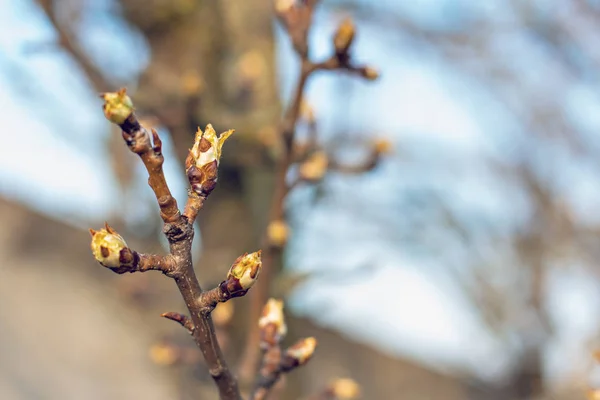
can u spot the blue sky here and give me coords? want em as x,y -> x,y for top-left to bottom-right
2,0 -> 600,387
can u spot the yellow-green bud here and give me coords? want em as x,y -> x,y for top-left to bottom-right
589,389 -> 600,400
267,219 -> 289,247
362,66 -> 380,81
186,124 -> 234,196
101,88 -> 134,124
299,151 -> 328,182
373,138 -> 392,154
286,337 -> 317,365
189,124 -> 234,168
89,223 -> 128,268
259,298 -> 287,341
334,18 -> 356,54
330,378 -> 361,399
227,251 -> 262,290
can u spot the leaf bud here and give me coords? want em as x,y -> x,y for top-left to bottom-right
186,124 -> 234,197
275,0 -> 295,14
285,337 -> 317,366
267,219 -> 290,248
333,18 -> 356,54
361,66 -> 380,81
299,151 -> 328,182
101,88 -> 134,125
89,223 -> 128,269
222,251 -> 262,295
258,298 -> 287,344
330,378 -> 361,399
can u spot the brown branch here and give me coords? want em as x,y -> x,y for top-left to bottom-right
183,193 -> 206,224
89,223 -> 175,275
238,7 -> 319,382
239,7 -> 379,383
328,148 -> 381,174
89,4 -> 375,398
108,103 -> 181,223
197,251 -> 263,314
249,299 -> 317,400
171,256 -> 242,400
250,346 -> 312,400
251,337 -> 317,400
251,345 -> 283,400
161,312 -> 195,334
92,90 -> 247,400
121,252 -> 175,274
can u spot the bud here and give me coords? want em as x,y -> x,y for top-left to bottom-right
259,298 -> 287,343
361,66 -> 380,81
373,138 -> 392,154
90,223 -> 128,268
299,151 -> 328,182
334,18 -> 355,54
238,50 -> 266,82
589,390 -> 600,400
101,88 -> 134,124
223,251 -> 262,295
285,337 -> 317,366
186,124 -> 234,196
330,378 -> 360,399
149,342 -> 179,366
275,0 -> 295,14
300,100 -> 316,124
182,70 -> 205,95
267,219 -> 289,247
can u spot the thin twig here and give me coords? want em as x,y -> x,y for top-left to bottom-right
92,90 -> 245,400
328,147 -> 381,174
90,223 -> 176,275
239,25 -> 317,389
117,115 -> 180,223
250,337 -> 317,400
161,312 -> 195,334
183,192 -> 206,224
248,299 -> 316,400
239,3 -> 378,384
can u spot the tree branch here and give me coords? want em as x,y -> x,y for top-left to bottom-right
183,193 -> 206,224
90,223 -> 175,275
87,2 -> 376,397
239,5 -> 379,383
161,312 -> 195,334
249,299 -> 317,400
328,141 -> 389,174
91,89 -> 253,400
101,89 -> 181,223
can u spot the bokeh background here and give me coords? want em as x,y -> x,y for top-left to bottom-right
1,0 -> 600,399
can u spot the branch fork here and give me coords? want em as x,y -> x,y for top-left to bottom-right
91,88 -> 252,400
87,0 -> 382,397
250,298 -> 317,400
239,2 -> 381,383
